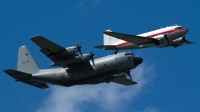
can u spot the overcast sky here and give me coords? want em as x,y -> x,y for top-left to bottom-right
0,0 -> 200,112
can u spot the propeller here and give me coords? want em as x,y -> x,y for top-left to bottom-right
114,50 -> 118,54
76,43 -> 83,57
164,34 -> 170,45
182,37 -> 191,44
89,50 -> 95,66
126,71 -> 132,80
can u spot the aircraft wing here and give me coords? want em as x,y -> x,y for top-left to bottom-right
159,41 -> 197,48
94,45 -> 117,50
31,36 -> 73,62
31,36 -> 90,68
4,69 -> 49,89
181,42 -> 197,46
104,31 -> 157,45
112,77 -> 137,86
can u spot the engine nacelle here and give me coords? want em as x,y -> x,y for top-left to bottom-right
80,54 -> 91,60
65,46 -> 79,54
172,37 -> 185,45
50,53 -> 92,66
153,34 -> 165,40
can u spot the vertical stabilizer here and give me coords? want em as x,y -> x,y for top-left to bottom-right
104,29 -> 121,45
17,46 -> 40,74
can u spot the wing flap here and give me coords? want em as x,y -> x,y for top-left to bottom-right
104,31 -> 157,45
112,77 -> 137,86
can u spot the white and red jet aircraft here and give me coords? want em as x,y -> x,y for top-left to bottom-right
95,25 -> 195,53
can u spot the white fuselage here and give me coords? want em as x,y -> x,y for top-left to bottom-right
114,25 -> 189,49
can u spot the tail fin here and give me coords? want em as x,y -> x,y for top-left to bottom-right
104,29 -> 121,45
17,46 -> 40,74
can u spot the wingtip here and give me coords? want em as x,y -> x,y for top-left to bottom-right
20,45 -> 27,48
105,29 -> 112,32
30,35 -> 44,40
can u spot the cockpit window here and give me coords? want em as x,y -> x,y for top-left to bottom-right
175,27 -> 182,30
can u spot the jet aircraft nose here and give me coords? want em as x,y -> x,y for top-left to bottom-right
133,57 -> 143,66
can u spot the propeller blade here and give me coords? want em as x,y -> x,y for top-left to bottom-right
76,44 -> 83,56
164,34 -> 170,45
91,56 -> 95,65
89,51 -> 95,65
114,50 -> 118,54
183,37 -> 191,44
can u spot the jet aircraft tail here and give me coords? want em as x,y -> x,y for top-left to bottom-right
17,46 -> 40,74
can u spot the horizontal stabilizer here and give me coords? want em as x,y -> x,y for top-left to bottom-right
4,69 -> 48,89
4,69 -> 31,81
94,45 -> 117,50
23,80 -> 49,89
112,77 -> 137,86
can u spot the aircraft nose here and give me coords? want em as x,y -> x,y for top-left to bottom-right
183,28 -> 189,33
133,57 -> 143,66
185,28 -> 189,32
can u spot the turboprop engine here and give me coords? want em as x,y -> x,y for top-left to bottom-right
65,44 -> 83,56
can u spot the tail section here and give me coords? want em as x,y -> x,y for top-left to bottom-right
17,46 -> 40,74
4,69 -> 49,89
104,29 -> 121,45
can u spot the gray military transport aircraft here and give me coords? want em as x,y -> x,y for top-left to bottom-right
4,36 -> 143,89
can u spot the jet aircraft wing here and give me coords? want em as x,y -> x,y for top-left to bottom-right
104,31 -> 157,45
112,77 -> 137,86
4,69 -> 49,89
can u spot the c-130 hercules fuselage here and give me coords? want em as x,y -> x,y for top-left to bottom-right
4,36 -> 143,89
